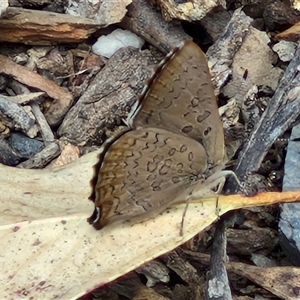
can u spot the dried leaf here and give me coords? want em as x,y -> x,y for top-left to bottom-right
1,151 -> 300,299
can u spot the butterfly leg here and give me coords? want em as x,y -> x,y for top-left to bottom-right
179,198 -> 191,236
178,171 -> 241,236
214,176 -> 226,217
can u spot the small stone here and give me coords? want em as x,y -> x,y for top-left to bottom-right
92,29 -> 144,58
9,133 -> 44,159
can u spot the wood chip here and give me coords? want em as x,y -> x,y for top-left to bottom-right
121,0 -> 191,53
0,96 -> 35,134
17,141 -> 60,169
0,7 -> 101,45
148,0 -> 226,22
0,54 -> 73,125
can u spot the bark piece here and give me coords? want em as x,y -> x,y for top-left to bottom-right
148,0 -> 226,22
58,46 -> 162,146
0,7 -> 101,45
199,9 -> 231,42
0,96 -> 35,134
0,54 -> 73,126
136,261 -> 169,287
30,102 -> 54,144
220,25 -> 282,107
66,0 -> 132,25
227,227 -> 278,256
279,202 -> 300,266
17,141 -> 60,169
206,220 -> 232,300
228,40 -> 300,192
263,0 -> 300,31
121,0 -> 191,53
276,21 -> 300,41
164,251 -> 205,299
206,9 -> 253,94
227,262 -> 300,300
273,40 -> 297,62
132,286 -> 169,300
109,273 -> 144,298
242,85 -> 273,134
50,143 -> 80,167
2,92 -> 45,105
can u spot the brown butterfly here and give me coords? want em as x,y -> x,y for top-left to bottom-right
88,41 -> 232,230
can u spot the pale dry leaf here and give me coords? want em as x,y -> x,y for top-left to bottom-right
1,150 -> 300,299
0,150 -> 98,225
0,197 -> 221,299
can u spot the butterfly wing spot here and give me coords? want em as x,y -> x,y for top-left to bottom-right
169,148 -> 176,156
188,151 -> 194,161
172,176 -> 180,183
158,158 -> 173,175
147,161 -> 158,172
153,154 -> 164,162
191,97 -> 200,107
204,127 -> 212,136
151,179 -> 163,191
177,162 -> 183,168
146,173 -> 157,181
182,125 -> 193,134
126,136 -> 138,146
164,159 -> 172,167
196,111 -> 211,123
180,145 -> 187,152
159,165 -> 169,175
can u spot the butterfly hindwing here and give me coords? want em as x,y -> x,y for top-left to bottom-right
93,128 -> 208,229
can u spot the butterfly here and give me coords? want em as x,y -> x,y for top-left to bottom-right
88,41 -> 232,231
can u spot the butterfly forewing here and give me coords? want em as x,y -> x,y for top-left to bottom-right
128,41 -> 226,167
93,128 -> 208,229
